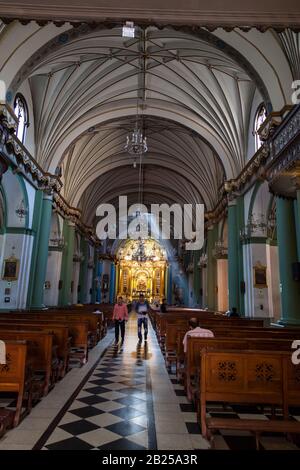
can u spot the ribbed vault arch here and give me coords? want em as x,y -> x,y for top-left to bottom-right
3,22 -> 297,229
61,116 -> 224,213
22,26 -> 260,181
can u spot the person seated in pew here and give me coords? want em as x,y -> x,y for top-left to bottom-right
160,298 -> 168,313
226,307 -> 240,318
182,317 -> 214,353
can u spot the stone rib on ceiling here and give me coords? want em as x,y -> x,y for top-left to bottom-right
27,27 -> 257,179
61,116 -> 224,221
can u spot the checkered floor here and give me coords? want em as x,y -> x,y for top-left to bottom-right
2,313 -> 300,450
168,373 -> 300,450
38,317 -> 153,450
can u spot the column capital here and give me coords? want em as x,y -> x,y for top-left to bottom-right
228,195 -> 238,207
43,191 -> 53,201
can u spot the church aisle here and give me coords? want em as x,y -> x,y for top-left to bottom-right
0,312 -> 299,450
32,312 -> 197,450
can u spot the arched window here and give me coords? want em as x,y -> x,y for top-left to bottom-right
14,94 -> 29,144
254,104 -> 267,151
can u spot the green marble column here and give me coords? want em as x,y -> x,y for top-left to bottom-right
78,238 -> 89,304
207,225 -> 217,310
58,221 -> 75,306
276,197 -> 300,324
28,191 -> 53,308
228,199 -> 240,311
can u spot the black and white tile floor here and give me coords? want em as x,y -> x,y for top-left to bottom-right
41,343 -> 152,450
1,312 -> 299,450
168,375 -> 300,450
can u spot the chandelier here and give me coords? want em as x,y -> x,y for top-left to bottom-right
15,199 -> 28,221
125,123 -> 148,157
125,27 -> 148,159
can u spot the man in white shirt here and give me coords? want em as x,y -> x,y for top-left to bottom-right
135,294 -> 150,342
183,317 -> 214,353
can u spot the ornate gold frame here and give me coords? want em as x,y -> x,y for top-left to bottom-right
2,257 -> 20,281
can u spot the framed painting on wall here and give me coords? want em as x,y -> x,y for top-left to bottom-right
2,257 -> 19,281
253,262 -> 267,288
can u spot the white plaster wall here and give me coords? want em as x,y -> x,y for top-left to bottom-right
0,232 -> 34,310
243,185 -> 255,223
217,259 -> 228,312
2,171 -> 26,229
266,244 -> 281,321
23,179 -> 35,230
44,250 -> 62,307
243,243 -> 270,317
251,183 -> 271,237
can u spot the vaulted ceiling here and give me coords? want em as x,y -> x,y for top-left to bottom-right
0,21 -> 298,226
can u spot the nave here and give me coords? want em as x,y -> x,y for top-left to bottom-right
1,313 -> 299,451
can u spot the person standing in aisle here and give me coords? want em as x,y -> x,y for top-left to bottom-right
135,293 -> 150,342
112,297 -> 129,344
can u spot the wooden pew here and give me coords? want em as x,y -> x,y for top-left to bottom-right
0,314 -> 89,366
200,349 -> 300,449
0,341 -> 31,427
41,309 -> 104,345
0,330 -> 53,396
156,312 -> 265,345
164,320 -> 300,371
185,335 -> 298,401
0,321 -> 69,378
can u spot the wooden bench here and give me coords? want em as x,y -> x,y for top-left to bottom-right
200,349 -> 300,449
156,311 -> 265,346
0,330 -> 53,396
0,321 -> 70,379
0,314 -> 89,366
0,341 -> 31,427
164,319 -> 300,372
185,336 -> 297,401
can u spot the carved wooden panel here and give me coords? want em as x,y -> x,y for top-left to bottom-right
255,362 -> 275,382
218,361 -> 237,382
0,353 -> 11,373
